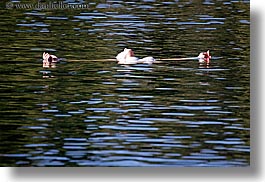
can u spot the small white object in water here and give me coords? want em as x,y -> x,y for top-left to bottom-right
116,48 -> 155,64
43,52 -> 59,63
42,52 -> 59,68
198,50 -> 211,59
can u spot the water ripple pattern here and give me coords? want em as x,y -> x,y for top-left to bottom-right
0,0 -> 249,167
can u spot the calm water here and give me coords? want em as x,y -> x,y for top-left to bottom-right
0,0 -> 250,167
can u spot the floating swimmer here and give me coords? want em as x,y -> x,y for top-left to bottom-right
116,48 -> 211,64
116,48 -> 155,64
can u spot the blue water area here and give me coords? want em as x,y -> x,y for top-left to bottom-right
0,0 -> 249,167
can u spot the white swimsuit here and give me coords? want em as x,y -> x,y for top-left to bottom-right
116,49 -> 155,64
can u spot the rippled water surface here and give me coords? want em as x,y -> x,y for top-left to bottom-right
0,0 -> 250,167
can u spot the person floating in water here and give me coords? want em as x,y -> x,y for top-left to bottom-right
116,48 -> 211,64
41,49 -> 211,67
116,48 -> 155,64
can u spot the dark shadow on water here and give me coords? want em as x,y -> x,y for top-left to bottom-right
8,10 -> 259,180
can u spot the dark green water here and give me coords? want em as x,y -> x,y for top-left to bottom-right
0,0 -> 250,167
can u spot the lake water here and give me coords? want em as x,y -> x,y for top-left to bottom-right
0,0 -> 250,167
